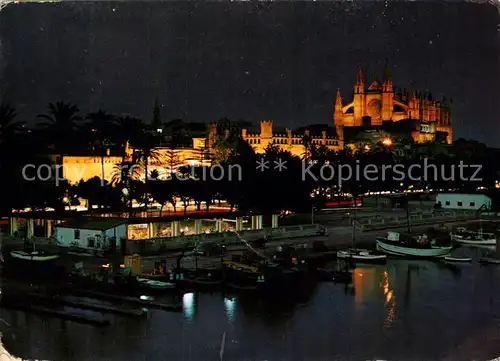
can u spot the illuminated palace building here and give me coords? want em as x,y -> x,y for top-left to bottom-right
59,62 -> 453,183
334,62 -> 453,145
208,121 -> 342,158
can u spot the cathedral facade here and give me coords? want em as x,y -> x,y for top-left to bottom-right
334,62 -> 453,144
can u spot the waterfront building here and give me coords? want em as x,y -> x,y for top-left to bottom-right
334,61 -> 453,146
54,218 -> 127,249
436,193 -> 492,210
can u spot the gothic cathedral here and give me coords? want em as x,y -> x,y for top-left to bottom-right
333,61 -> 453,144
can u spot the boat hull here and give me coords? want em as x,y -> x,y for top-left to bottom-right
376,238 -> 452,258
337,250 -> 387,264
479,257 -> 500,265
10,251 -> 60,262
451,236 -> 497,246
3,256 -> 62,281
443,256 -> 472,263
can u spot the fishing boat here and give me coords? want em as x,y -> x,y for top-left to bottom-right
443,255 -> 472,263
450,227 -> 497,246
5,243 -> 62,280
376,196 -> 452,258
376,231 -> 453,258
337,249 -> 387,264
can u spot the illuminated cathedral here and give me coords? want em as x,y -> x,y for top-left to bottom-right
334,61 -> 453,144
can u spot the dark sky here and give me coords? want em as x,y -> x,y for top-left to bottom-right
0,1 -> 499,145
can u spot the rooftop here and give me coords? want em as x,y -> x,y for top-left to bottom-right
55,217 -> 128,231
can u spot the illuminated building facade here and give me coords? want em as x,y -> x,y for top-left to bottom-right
334,62 -> 453,145
207,120 -> 342,158
59,137 -> 210,184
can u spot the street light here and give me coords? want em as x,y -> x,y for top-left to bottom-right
382,138 -> 392,146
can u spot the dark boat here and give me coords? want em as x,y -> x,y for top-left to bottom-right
316,259 -> 355,284
172,269 -> 225,291
3,245 -> 62,281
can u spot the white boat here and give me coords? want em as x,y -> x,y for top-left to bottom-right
340,204 -> 388,263
136,277 -> 176,290
10,250 -> 60,262
443,255 -> 472,263
450,227 -> 497,246
376,232 -> 453,258
337,249 -> 387,263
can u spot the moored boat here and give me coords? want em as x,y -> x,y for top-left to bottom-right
136,277 -> 177,291
479,257 -> 500,265
10,250 -> 60,261
4,247 -> 62,281
336,249 -> 387,264
443,255 -> 472,263
376,231 -> 453,258
450,227 -> 497,246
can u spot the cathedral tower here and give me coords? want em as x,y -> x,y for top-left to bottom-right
333,88 -> 344,141
331,62 -> 453,144
334,88 -> 343,125
381,59 -> 394,121
353,63 -> 365,126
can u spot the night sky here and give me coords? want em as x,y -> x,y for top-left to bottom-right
0,1 -> 499,145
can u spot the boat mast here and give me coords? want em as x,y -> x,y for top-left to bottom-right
406,193 -> 411,234
352,195 -> 356,247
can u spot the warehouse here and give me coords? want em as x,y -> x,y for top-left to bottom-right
435,193 -> 492,211
54,218 -> 127,250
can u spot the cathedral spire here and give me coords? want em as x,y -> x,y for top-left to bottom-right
335,88 -> 342,108
382,58 -> 392,92
354,63 -> 364,93
383,59 -> 391,80
333,88 -> 343,125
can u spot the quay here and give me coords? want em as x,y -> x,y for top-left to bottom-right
1,298 -> 111,327
72,290 -> 183,311
22,292 -> 146,317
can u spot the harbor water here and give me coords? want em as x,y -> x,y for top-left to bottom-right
1,255 -> 500,361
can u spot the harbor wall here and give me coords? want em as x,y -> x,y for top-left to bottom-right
126,224 -> 326,254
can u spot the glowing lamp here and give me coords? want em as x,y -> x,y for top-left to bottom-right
382,138 -> 392,146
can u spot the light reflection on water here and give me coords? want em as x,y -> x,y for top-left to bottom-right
182,292 -> 195,322
224,297 -> 236,323
1,259 -> 500,360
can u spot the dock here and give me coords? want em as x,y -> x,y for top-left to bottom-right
4,302 -> 110,327
73,290 -> 183,311
22,293 -> 146,317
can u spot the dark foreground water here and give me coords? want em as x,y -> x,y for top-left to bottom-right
2,256 -> 500,361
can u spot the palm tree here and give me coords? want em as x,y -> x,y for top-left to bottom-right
37,102 -> 81,171
0,103 -> 24,148
86,110 -> 116,185
113,116 -> 146,161
135,131 -> 160,213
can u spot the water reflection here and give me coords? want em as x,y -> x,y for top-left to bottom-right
2,258 -> 500,360
381,269 -> 396,328
182,292 -> 195,321
224,297 -> 236,322
353,266 -> 381,305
